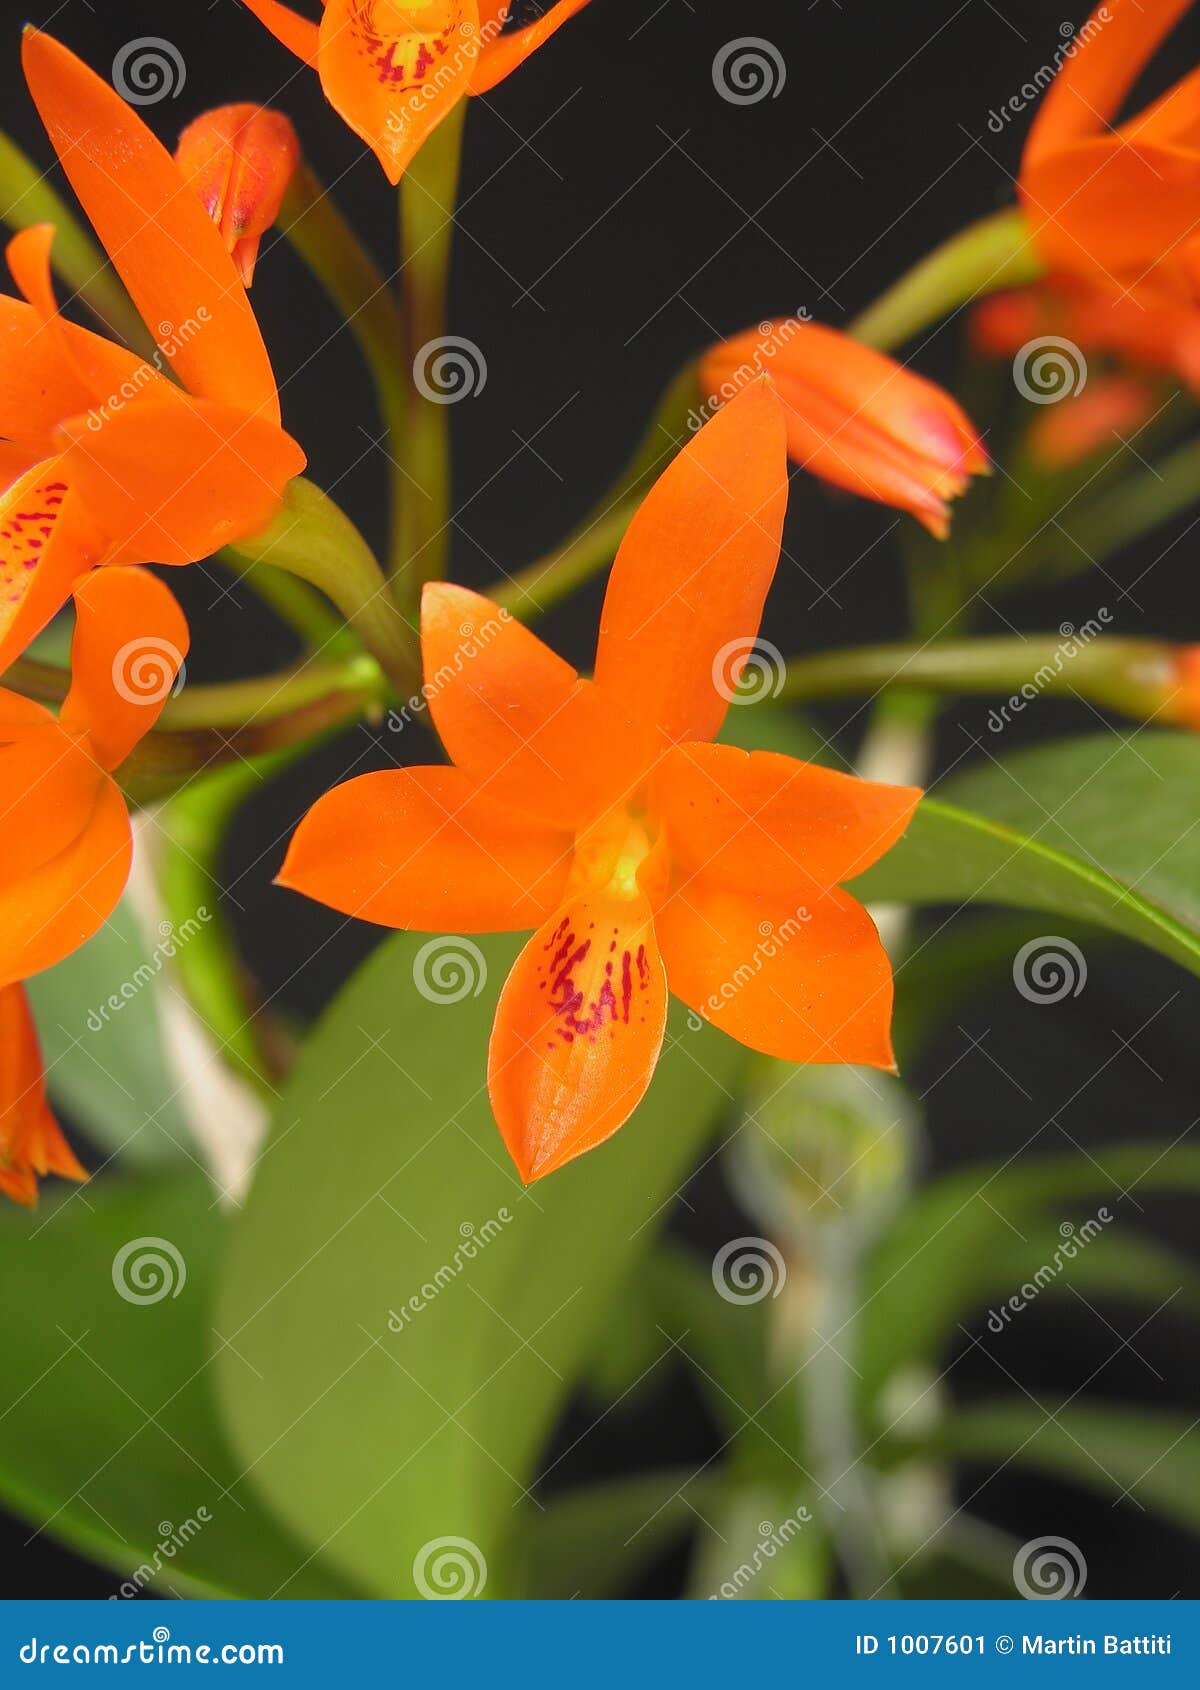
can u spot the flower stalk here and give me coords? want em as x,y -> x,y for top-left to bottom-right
396,100 -> 468,595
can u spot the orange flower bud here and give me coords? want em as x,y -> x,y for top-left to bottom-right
176,103 -> 299,286
1027,375 -> 1158,471
700,321 -> 987,537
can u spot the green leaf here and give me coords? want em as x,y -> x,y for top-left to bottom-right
904,1400 -> 1200,1535
0,1175 -> 358,1597
854,733 -> 1200,979
215,932 -> 743,1598
26,898 -> 193,1166
860,1144 -> 1200,1407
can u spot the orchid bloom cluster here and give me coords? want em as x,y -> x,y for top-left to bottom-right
1,0 -> 1198,1206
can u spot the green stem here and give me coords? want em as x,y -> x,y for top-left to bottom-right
492,368 -> 702,619
225,478 -> 420,695
849,205 -> 1043,352
493,496 -> 641,618
278,163 -> 409,582
802,1227 -> 898,1598
157,763 -> 280,1093
0,129 -> 153,354
115,689 -> 371,807
779,634 -> 1174,722
396,100 -> 468,594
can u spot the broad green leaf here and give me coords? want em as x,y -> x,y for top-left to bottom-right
0,1175 -> 357,1597
904,1400 -> 1200,1535
514,1469 -> 727,1599
855,733 -> 1200,979
215,932 -> 743,1598
27,898 -> 192,1166
859,1144 -> 1200,1407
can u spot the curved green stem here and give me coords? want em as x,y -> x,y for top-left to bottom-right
226,478 -> 421,695
397,100 -> 468,595
849,205 -> 1042,352
0,129 -> 153,354
781,634 -> 1173,716
494,496 -> 641,619
278,163 -> 409,584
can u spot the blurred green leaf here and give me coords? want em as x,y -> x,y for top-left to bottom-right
855,733 -> 1200,979
0,1175 -> 357,1597
514,1469 -> 726,1599
215,932 -> 743,1598
904,1400 -> 1200,1535
859,1144 -> 1200,1408
27,898 -> 193,1167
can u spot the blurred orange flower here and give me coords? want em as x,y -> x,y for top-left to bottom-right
0,566 -> 188,1204
972,283 -> 1200,395
0,31 -> 305,673
1025,376 -> 1159,471
1020,0 -> 1200,304
699,321 -> 987,537
0,982 -> 84,1207
176,104 -> 301,286
240,1 -> 595,184
280,384 -> 921,1182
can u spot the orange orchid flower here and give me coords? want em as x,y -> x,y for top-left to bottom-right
1020,0 -> 1200,304
0,981 -> 85,1206
0,31 -> 305,674
0,564 -> 187,1204
280,383 -> 921,1182
972,282 -> 1200,396
699,321 -> 987,538
239,1 -> 595,184
176,104 -> 301,287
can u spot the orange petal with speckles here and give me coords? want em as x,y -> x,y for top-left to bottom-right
488,888 -> 668,1182
0,461 -> 103,678
316,0 -> 480,186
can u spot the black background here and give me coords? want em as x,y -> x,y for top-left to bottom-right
3,0 -> 1198,1599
